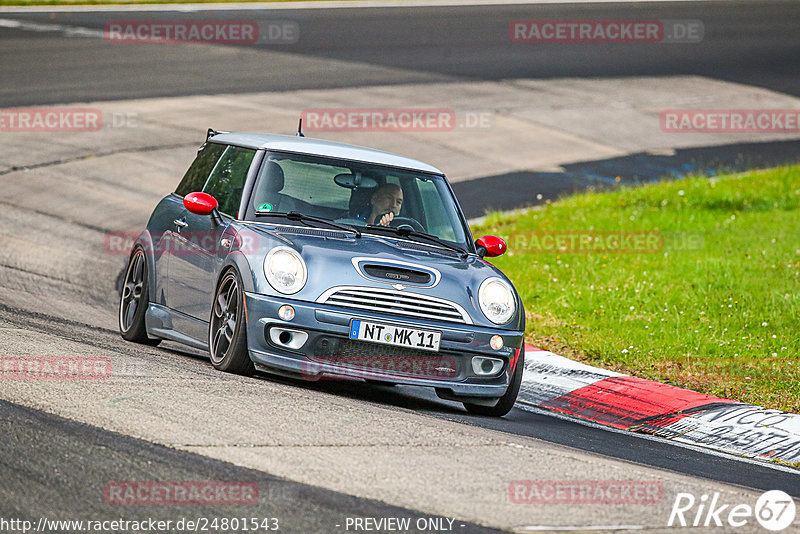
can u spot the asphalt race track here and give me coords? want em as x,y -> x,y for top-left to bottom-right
0,399 -> 502,534
1,1 -> 799,532
1,0 -> 800,105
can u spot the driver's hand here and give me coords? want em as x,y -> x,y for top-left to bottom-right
379,212 -> 394,226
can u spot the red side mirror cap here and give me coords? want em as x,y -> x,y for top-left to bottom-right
475,235 -> 506,258
183,192 -> 218,216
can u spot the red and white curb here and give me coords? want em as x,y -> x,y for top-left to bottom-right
518,345 -> 800,465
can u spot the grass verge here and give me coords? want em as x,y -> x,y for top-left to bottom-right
471,165 -> 800,412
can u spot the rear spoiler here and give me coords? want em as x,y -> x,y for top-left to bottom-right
206,128 -> 229,141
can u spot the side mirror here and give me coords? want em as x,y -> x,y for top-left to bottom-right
475,235 -> 507,258
184,192 -> 222,225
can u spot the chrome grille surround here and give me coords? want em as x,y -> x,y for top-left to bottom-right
316,285 -> 473,325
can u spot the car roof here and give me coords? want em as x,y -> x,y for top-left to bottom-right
209,132 -> 445,175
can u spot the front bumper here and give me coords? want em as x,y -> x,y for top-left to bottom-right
243,291 -> 524,398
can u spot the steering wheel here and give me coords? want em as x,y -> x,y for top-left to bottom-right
389,216 -> 425,233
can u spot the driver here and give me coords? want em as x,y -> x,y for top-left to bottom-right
359,183 -> 403,226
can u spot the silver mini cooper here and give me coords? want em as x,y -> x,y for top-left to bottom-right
119,130 -> 525,416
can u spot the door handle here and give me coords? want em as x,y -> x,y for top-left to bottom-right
173,218 -> 188,232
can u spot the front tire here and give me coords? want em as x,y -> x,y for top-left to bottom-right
119,247 -> 161,346
209,269 -> 254,376
463,349 -> 525,417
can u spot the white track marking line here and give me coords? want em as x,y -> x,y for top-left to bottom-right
0,17 -> 103,37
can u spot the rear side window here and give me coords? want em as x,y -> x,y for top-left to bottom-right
202,145 -> 257,217
175,143 -> 226,197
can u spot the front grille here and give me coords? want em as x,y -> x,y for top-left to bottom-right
309,338 -> 459,380
317,286 -> 472,324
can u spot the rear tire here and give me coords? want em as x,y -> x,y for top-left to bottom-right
119,247 -> 161,346
463,349 -> 524,417
209,269 -> 254,376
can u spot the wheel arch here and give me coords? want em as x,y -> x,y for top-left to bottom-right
221,251 -> 258,294
130,230 -> 158,303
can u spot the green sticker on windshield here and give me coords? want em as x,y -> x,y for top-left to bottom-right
257,203 -> 273,213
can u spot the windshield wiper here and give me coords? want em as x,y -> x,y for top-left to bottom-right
363,225 -> 467,257
255,211 -> 361,238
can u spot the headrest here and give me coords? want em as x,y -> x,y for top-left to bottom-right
262,161 -> 285,192
349,187 -> 375,215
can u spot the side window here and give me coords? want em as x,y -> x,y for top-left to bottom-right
175,143 -> 226,197
202,145 -> 257,217
419,180 -> 457,241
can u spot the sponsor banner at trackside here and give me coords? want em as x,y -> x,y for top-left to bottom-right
519,346 -> 800,465
650,405 -> 800,463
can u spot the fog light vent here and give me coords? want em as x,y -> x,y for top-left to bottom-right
268,327 -> 308,350
471,356 -> 504,376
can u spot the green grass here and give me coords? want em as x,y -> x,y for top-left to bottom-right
471,166 -> 800,412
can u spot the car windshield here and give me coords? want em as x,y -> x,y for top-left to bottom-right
246,150 -> 471,249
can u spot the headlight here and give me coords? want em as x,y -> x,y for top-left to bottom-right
264,247 -> 307,294
478,277 -> 516,324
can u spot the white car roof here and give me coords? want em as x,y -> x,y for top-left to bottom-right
210,133 -> 444,175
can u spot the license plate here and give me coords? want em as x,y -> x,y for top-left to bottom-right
349,319 -> 441,352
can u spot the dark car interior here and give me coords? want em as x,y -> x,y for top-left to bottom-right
251,159 -> 427,229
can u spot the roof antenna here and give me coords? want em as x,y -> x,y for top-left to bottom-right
296,118 -> 305,137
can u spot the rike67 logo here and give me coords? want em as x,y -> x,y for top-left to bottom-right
669,490 -> 796,531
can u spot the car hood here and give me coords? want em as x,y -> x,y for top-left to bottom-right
235,222 -> 523,330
